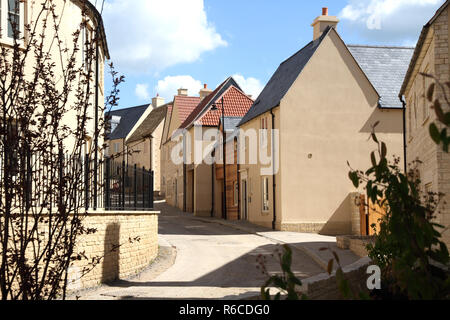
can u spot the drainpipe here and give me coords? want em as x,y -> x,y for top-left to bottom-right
237,137 -> 240,220
211,150 -> 215,217
270,110 -> 277,230
400,95 -> 407,173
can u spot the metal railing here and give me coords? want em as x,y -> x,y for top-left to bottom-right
103,158 -> 154,211
0,146 -> 154,212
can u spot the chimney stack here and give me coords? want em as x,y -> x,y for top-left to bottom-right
177,88 -> 188,96
152,93 -> 165,109
311,7 -> 339,40
199,83 -> 213,100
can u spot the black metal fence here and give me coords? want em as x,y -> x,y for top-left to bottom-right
103,158 -> 154,211
0,146 -> 154,212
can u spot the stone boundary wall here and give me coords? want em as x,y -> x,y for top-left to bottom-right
299,257 -> 371,300
67,210 -> 159,292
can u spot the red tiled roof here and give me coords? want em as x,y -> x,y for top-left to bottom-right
174,95 -> 201,125
179,78 -> 229,129
197,86 -> 254,126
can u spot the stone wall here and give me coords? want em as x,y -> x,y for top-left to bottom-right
67,211 -> 159,292
300,257 -> 371,300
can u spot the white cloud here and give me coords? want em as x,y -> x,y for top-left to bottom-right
155,75 -> 203,99
135,83 -> 150,101
339,0 -> 443,43
231,74 -> 264,99
101,0 -> 227,74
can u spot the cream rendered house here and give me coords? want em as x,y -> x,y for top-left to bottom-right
0,0 -> 109,208
237,9 -> 411,234
181,79 -> 253,217
160,89 -> 201,209
400,0 -> 450,247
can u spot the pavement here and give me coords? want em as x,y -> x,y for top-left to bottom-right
71,201 -> 359,300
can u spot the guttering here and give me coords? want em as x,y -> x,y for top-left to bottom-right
400,95 -> 408,173
270,109 -> 277,230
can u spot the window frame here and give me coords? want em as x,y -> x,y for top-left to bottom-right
1,0 -> 25,46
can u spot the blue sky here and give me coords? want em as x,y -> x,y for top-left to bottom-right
93,0 -> 445,109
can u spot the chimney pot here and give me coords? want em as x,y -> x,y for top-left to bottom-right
322,7 -> 328,16
204,84 -> 207,89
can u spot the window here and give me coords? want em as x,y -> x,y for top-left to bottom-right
234,181 -> 238,206
1,0 -> 24,42
262,177 -> 269,212
81,23 -> 93,72
260,117 -> 268,149
113,142 -> 120,154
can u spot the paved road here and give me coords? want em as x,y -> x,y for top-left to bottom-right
76,202 -> 324,300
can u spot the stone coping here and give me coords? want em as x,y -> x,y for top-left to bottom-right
4,209 -> 160,217
86,209 -> 160,216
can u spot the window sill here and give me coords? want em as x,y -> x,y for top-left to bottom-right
0,38 -> 26,51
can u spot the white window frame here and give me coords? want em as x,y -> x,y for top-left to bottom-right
0,0 -> 25,46
262,176 -> 269,212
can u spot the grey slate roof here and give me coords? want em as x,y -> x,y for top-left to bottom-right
106,104 -> 149,140
348,45 -> 414,108
239,27 -> 415,127
238,27 -> 331,127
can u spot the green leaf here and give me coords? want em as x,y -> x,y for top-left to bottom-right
381,142 -> 387,159
327,259 -> 334,275
434,100 -> 445,122
429,123 -> 441,144
371,133 -> 379,144
371,152 -> 377,167
349,171 -> 359,188
444,112 -> 450,126
427,83 -> 435,102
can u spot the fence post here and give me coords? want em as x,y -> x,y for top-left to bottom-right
84,154 -> 89,210
105,157 -> 110,210
142,166 -> 145,209
134,164 -> 137,209
121,160 -> 126,210
150,170 -> 154,209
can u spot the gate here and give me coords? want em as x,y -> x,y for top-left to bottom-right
359,194 -> 387,236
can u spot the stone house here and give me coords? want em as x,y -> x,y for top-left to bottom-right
124,96 -> 169,195
400,0 -> 450,246
106,104 -> 149,164
237,8 -> 412,234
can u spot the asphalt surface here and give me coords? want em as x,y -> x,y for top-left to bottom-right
74,202 -> 324,300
